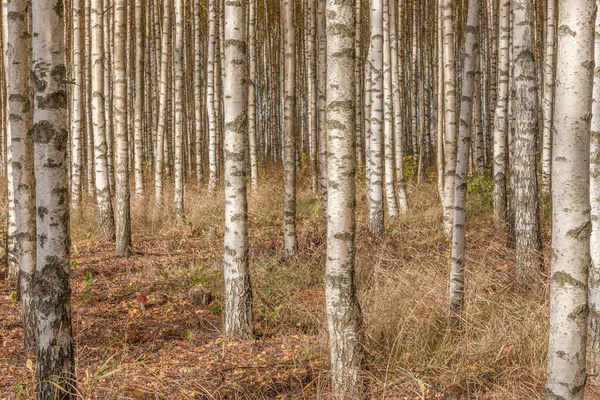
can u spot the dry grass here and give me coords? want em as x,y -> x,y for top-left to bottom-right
0,168 -> 586,399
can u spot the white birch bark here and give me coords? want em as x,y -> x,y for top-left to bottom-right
133,0 -> 145,197
248,0 -> 258,190
449,0 -> 479,321
207,0 -> 218,193
32,0 -> 75,395
541,0 -> 555,192
317,0 -> 328,223
6,0 -> 36,350
588,0 -> 600,385
114,0 -> 131,256
71,0 -> 84,209
283,0 -> 297,259
512,0 -> 541,284
368,0 -> 385,237
326,0 -> 362,396
546,1 -> 594,397
383,0 -> 398,221
441,0 -> 457,237
154,2 -> 170,203
223,0 -> 252,338
493,0 -> 509,225
173,0 -> 184,221
91,0 -> 115,241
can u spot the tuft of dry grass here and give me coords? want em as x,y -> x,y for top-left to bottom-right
0,168 -> 566,399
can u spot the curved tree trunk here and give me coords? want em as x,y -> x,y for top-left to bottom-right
546,0 -> 594,397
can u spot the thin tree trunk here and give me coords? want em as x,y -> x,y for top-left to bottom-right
134,0 -> 145,197
6,0 -> 36,351
114,0 -> 131,256
493,0 -> 509,226
207,0 -> 218,193
283,0 -> 297,259
91,0 -> 115,241
71,0 -> 84,209
317,0 -> 328,224
248,0 -> 258,190
368,0 -> 385,237
383,0 -> 398,221
541,0 -> 555,192
173,0 -> 184,221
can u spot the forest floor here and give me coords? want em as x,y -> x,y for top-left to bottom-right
1,167 -> 600,399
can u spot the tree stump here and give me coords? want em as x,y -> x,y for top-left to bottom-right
189,285 -> 212,306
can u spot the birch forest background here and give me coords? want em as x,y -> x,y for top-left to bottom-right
1,0 -> 599,398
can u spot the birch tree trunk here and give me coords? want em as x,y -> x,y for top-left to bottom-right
441,0 -> 457,237
173,0 -> 184,221
154,2 -> 170,203
283,0 -> 297,259
248,0 -> 258,190
449,0 -> 479,321
326,0 -> 362,396
383,0 -> 398,222
223,0 -> 253,338
317,0 -> 328,223
2,1 -> 17,282
32,0 -> 75,395
207,0 -> 218,193
134,0 -> 145,197
391,0 -> 408,213
114,0 -> 131,256
546,0 -> 594,397
91,0 -> 115,241
512,0 -> 542,285
493,0 -> 509,226
193,0 -> 203,185
588,0 -> 600,384
541,0 -> 555,192
6,0 -> 36,351
71,0 -> 84,210
368,0 -> 385,237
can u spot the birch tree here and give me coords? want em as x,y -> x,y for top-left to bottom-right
588,0 -> 600,384
134,0 -> 145,197
248,0 -> 258,190
71,0 -> 84,209
448,0 -> 479,321
32,0 -> 75,395
91,0 -> 115,241
546,0 -> 594,397
441,0 -> 457,237
173,0 -> 185,221
368,0 -> 385,237
222,0 -> 253,338
283,0 -> 297,259
114,0 -> 131,256
492,0 -> 509,226
6,0 -> 36,350
541,0 -> 555,192
512,0 -> 542,285
207,0 -> 218,193
325,0 -> 362,396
